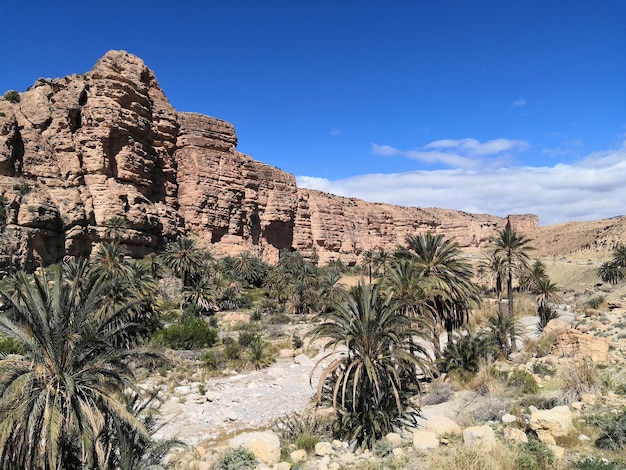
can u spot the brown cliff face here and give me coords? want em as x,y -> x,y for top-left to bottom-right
0,50 -> 542,270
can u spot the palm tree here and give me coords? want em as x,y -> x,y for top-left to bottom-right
534,276 -> 562,331
374,248 -> 391,277
160,237 -> 208,288
598,245 -> 626,285
401,232 -> 481,354
491,228 -> 534,318
103,216 -> 129,242
308,281 -> 435,448
478,251 -> 506,306
360,250 -> 376,284
0,263 -> 151,469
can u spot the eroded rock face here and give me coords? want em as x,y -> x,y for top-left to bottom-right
0,50 -> 536,269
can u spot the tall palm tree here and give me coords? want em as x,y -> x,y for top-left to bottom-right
160,237 -> 207,287
360,250 -> 376,284
374,249 -> 391,278
380,259 -> 440,356
401,232 -> 481,353
308,282 -> 435,448
491,228 -> 534,318
0,264 -> 150,469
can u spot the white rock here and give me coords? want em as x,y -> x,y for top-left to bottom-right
463,425 -> 497,450
426,415 -> 462,436
502,413 -> 517,424
384,432 -> 402,448
228,431 -> 281,465
290,449 -> 307,463
529,405 -> 573,437
315,441 -> 334,456
413,430 -> 439,451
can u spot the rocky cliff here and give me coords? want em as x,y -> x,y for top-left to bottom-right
0,50 -> 537,269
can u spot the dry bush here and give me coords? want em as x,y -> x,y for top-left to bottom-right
558,356 -> 601,404
470,362 -> 504,396
523,334 -> 555,358
428,441 -> 518,470
422,380 -> 454,406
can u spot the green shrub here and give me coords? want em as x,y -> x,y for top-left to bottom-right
594,408 -> 626,451
514,439 -> 554,470
223,337 -> 241,360
3,90 -> 20,103
295,434 -> 319,453
238,330 -> 256,348
154,317 -> 218,349
218,446 -> 258,470
373,440 -> 393,458
200,350 -> 223,370
272,411 -> 334,442
437,328 -> 498,380
586,295 -> 605,310
507,369 -> 539,395
576,457 -> 618,469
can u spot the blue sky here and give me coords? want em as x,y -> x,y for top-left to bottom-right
2,0 -> 625,225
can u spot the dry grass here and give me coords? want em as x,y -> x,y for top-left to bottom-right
557,356 -> 601,404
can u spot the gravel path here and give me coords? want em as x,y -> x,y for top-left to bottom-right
151,353 -> 327,446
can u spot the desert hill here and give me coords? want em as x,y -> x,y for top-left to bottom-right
0,50 -> 623,270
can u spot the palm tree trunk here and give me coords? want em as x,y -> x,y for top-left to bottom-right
507,272 -> 517,351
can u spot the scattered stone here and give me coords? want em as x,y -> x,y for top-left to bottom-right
392,447 -> 405,458
570,401 -> 584,410
275,462 -> 291,470
578,434 -> 591,441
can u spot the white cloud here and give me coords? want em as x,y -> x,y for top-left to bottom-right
512,97 -> 526,107
330,128 -> 342,136
371,137 -> 529,170
297,142 -> 626,226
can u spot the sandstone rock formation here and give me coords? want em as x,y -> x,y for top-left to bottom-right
0,50 -> 541,269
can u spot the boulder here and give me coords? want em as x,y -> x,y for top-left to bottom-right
412,430 -> 440,451
425,415 -> 462,436
542,319 -> 569,337
503,427 -> 528,443
384,432 -> 403,448
529,405 -> 574,438
463,425 -> 497,450
551,329 -> 610,362
228,431 -> 281,465
315,441 -> 334,457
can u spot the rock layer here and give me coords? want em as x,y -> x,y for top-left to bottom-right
0,50 -> 538,269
